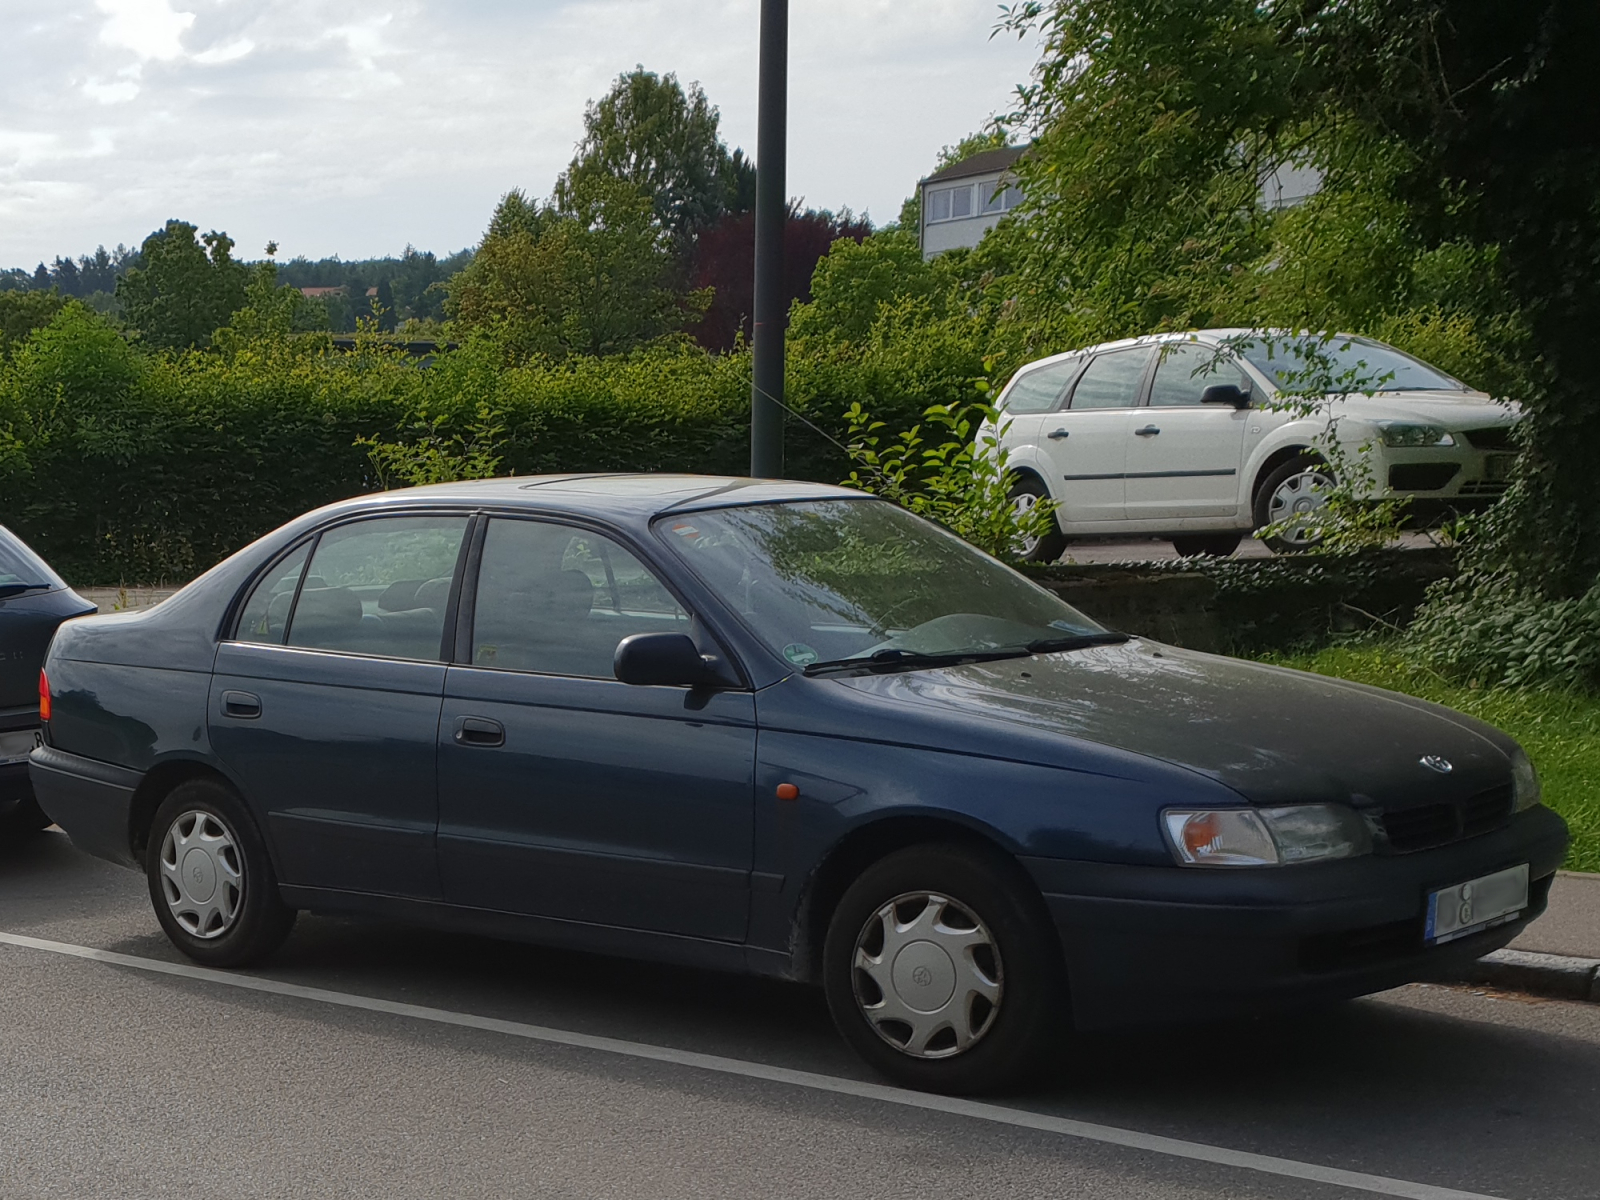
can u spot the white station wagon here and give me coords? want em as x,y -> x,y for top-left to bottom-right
989,330 -> 1520,560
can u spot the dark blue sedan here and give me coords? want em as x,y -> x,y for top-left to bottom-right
31,476 -> 1568,1092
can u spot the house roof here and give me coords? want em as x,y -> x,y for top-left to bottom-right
922,146 -> 1026,185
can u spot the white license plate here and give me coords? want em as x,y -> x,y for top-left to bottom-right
1484,454 -> 1514,482
0,728 -> 40,766
1426,863 -> 1529,945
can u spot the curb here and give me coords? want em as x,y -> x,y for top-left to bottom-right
1456,949 -> 1600,1003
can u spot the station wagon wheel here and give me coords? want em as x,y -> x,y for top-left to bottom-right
1255,454 -> 1335,553
823,843 -> 1067,1094
145,778 -> 297,967
1007,476 -> 1069,563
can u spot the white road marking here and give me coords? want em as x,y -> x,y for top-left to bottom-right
1,930 -> 1504,1200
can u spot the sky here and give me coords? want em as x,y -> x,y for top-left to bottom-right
0,0 -> 1043,269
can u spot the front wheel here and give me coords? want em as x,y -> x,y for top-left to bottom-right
1007,476 -> 1069,564
146,778 -> 297,967
1254,454 -> 1335,553
823,843 -> 1068,1094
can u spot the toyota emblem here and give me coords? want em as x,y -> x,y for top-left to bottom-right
1420,755 -> 1453,774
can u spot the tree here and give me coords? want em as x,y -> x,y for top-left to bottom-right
447,176 -> 702,361
116,221 -> 250,350
689,206 -> 872,351
556,67 -> 748,258
0,291 -> 68,360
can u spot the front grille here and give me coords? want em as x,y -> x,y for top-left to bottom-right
1389,463 -> 1461,491
1460,426 -> 1515,451
1458,480 -> 1509,496
1379,784 -> 1516,853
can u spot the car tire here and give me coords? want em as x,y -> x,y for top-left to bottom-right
1170,533 -> 1243,558
145,778 -> 297,968
1254,454 -> 1335,553
1008,476 -> 1069,564
822,842 -> 1068,1095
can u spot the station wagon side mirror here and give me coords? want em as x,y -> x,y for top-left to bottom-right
614,632 -> 732,688
1200,383 -> 1251,409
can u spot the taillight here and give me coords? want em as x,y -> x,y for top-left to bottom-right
39,669 -> 50,722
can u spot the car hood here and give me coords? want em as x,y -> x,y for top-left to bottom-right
1324,391 -> 1518,430
836,640 -> 1514,810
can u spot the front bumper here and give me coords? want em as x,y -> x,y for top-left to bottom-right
1022,805 -> 1569,1029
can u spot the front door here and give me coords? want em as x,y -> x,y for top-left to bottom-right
1124,343 -> 1251,520
436,516 -> 756,942
209,514 -> 471,899
1045,345 -> 1156,524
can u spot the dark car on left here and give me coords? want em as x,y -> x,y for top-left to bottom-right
0,525 -> 94,834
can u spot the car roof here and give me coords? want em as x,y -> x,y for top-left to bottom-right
308,473 -> 865,526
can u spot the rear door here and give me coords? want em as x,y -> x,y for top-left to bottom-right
1047,345 -> 1156,524
1124,343 -> 1252,520
209,514 -> 470,900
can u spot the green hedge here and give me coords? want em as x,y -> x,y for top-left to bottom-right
0,306 -> 983,583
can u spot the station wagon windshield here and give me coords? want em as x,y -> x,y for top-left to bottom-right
1237,334 -> 1467,394
0,525 -> 64,592
657,499 -> 1111,672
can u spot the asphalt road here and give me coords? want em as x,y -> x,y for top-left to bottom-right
3,829 -> 1597,1200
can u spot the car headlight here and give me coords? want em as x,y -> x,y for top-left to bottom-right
1510,748 -> 1542,812
1163,805 -> 1373,867
1379,423 -> 1455,448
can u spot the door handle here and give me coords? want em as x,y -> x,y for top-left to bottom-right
454,716 -> 505,747
221,691 -> 261,719
1046,428 -> 1070,440
1134,425 -> 1162,437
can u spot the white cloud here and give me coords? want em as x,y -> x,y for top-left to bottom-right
95,0 -> 196,62
0,0 -> 1043,266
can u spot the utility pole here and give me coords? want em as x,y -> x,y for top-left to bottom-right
749,0 -> 787,478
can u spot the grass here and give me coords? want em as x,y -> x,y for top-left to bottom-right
1263,642 -> 1600,873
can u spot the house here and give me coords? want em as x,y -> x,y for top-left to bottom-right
918,146 -> 1026,259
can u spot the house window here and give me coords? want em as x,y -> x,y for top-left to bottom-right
926,184 -> 975,223
981,181 -> 1022,214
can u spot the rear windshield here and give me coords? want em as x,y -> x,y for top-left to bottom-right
0,525 -> 64,591
1238,334 -> 1467,394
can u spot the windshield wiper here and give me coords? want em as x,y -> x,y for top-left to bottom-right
802,646 -> 1033,678
0,583 -> 52,600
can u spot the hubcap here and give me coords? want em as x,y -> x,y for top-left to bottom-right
1011,493 -> 1042,557
1267,469 -> 1335,546
159,810 -> 244,939
852,892 -> 1003,1059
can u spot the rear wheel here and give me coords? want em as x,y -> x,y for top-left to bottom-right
1170,533 -> 1243,558
1254,454 -> 1335,553
145,778 -> 296,967
1008,476 -> 1069,564
823,843 -> 1068,1094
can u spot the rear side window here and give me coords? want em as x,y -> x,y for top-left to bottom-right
1068,347 -> 1154,410
234,542 -> 311,645
1148,344 -> 1249,407
1001,359 -> 1082,414
285,516 -> 469,661
469,518 -> 688,678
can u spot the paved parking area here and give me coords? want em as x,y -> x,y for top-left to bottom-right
3,829 -> 1597,1200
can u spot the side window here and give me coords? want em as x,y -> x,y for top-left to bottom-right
1148,344 -> 1248,407
234,542 -> 310,645
1001,359 -> 1082,414
470,519 -> 689,678
285,516 -> 469,660
1068,347 -> 1155,410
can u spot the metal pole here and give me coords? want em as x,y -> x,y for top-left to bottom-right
749,0 -> 788,478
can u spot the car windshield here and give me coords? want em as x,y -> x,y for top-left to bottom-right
0,525 -> 64,592
1237,334 -> 1467,394
655,499 -> 1108,671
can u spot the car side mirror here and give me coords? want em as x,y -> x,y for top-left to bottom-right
1201,383 -> 1250,409
614,632 -> 730,688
